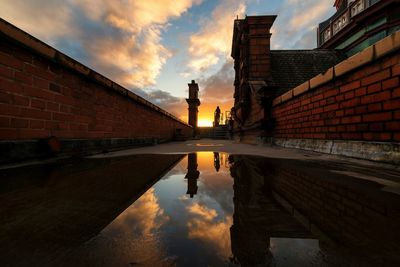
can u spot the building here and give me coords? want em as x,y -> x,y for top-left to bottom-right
231,16 -> 346,143
230,2 -> 400,163
318,0 -> 400,56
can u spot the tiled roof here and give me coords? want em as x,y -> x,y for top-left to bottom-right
270,50 -> 347,95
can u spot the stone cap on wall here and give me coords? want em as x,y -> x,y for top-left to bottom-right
0,18 -> 190,127
273,30 -> 400,106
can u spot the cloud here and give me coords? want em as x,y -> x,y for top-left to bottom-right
188,202 -> 218,221
186,203 -> 233,257
108,188 -> 169,236
271,0 -> 335,49
188,0 -> 246,72
195,60 -> 235,123
200,59 -> 234,103
132,88 -> 188,121
0,0 -> 202,88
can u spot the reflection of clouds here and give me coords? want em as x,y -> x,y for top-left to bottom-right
108,188 -> 169,236
186,203 -> 232,257
199,172 -> 234,216
188,203 -> 217,221
192,152 -> 234,215
161,155 -> 187,179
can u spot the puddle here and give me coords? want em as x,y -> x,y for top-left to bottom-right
331,170 -> 400,196
0,153 -> 400,266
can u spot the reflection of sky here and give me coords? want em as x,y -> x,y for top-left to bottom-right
77,152 -> 234,266
153,152 -> 234,265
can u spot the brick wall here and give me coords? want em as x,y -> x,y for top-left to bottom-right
0,20 -> 191,150
272,34 -> 400,143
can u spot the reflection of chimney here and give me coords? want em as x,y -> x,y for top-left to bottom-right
185,153 -> 200,198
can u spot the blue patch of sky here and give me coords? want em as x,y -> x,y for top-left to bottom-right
247,0 -> 282,15
156,0 -> 221,97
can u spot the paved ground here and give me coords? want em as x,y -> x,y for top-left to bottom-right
92,139 -> 399,169
90,139 -> 400,191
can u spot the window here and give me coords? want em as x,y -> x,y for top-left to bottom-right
351,0 -> 365,17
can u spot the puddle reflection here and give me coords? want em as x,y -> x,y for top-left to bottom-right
0,152 -> 400,266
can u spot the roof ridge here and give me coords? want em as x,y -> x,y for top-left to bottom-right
271,49 -> 344,53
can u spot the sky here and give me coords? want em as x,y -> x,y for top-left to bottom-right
0,0 -> 336,126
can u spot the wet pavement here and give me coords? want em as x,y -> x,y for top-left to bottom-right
1,148 -> 400,266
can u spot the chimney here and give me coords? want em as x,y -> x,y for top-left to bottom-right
231,15 -> 276,124
231,15 -> 276,90
245,16 -> 276,80
186,80 -> 200,135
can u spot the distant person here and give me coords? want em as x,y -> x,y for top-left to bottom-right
214,106 -> 221,127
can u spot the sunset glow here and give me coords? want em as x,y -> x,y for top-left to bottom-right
198,119 -> 213,127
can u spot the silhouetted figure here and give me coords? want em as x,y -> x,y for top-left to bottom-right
185,153 -> 200,198
213,152 -> 220,172
214,106 -> 221,127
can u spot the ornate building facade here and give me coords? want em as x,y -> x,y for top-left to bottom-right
318,0 -> 400,56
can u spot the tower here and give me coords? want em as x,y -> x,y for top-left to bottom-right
186,80 -> 200,136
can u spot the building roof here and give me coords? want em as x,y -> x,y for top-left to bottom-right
269,50 -> 347,96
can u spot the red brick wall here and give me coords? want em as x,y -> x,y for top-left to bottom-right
0,37 -> 191,141
273,52 -> 400,142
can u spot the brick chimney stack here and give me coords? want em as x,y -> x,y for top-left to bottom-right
231,15 -> 276,94
231,15 -> 276,124
245,16 -> 276,80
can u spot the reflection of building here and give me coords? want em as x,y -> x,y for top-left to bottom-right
185,153 -> 200,198
229,155 -> 315,266
318,0 -> 400,55
229,154 -> 400,266
186,80 -> 201,136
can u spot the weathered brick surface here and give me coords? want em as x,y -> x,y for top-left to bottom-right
0,38 -> 191,141
273,52 -> 400,141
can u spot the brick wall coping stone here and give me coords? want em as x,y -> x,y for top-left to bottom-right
273,30 -> 400,106
0,18 -> 190,127
274,138 -> 400,164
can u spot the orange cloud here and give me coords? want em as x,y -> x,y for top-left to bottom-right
186,203 -> 232,257
0,0 -> 203,88
188,0 -> 246,72
108,188 -> 169,236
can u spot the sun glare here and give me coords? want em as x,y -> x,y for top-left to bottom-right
198,119 -> 213,127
